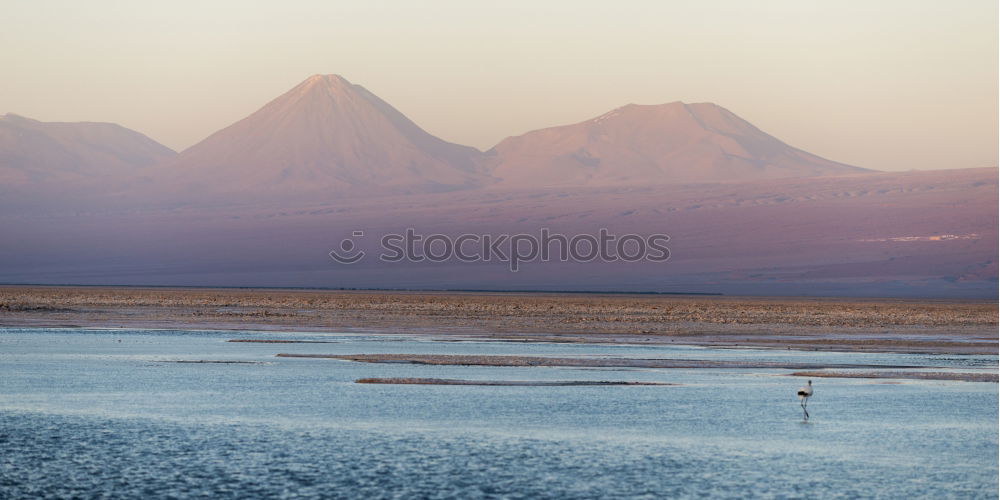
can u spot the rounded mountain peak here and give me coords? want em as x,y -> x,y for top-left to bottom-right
299,74 -> 353,91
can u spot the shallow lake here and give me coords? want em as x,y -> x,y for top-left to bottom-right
1,328 -> 997,498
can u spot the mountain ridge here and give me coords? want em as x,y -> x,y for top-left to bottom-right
485,101 -> 872,186
0,112 -> 175,185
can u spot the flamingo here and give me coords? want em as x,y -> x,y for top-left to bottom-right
797,380 -> 813,420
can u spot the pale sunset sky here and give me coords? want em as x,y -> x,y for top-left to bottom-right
1,0 -> 996,172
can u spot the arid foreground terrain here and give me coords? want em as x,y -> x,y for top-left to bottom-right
0,286 -> 995,354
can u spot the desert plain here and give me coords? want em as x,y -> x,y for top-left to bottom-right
1,285 -> 995,355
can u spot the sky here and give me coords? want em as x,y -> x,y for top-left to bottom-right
1,0 -> 996,172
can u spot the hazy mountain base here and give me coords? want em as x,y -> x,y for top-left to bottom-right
0,168 -> 995,298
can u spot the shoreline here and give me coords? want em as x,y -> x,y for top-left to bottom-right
1,285 -> 996,355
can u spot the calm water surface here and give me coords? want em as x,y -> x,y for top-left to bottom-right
1,328 -> 997,498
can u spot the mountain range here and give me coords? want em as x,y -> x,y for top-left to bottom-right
0,74 -> 995,297
3,74 -> 875,204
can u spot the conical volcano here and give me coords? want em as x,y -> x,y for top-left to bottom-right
161,74 -> 491,199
